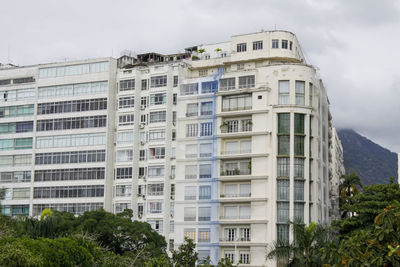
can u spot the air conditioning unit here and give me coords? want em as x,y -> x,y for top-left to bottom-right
142,195 -> 146,200
140,123 -> 145,129
170,195 -> 175,200
138,214 -> 143,219
169,175 -> 174,180
140,141 -> 145,145
137,193 -> 142,197
141,105 -> 146,110
170,213 -> 174,218
172,121 -> 176,126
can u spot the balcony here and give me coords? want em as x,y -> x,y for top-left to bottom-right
221,149 -> 251,155
220,169 -> 251,176
220,119 -> 252,135
219,237 -> 251,242
219,215 -> 251,220
220,193 -> 251,198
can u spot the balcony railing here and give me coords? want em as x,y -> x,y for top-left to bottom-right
220,215 -> 251,220
219,237 -> 251,242
222,105 -> 252,112
221,149 -> 251,155
220,169 -> 251,176
220,193 -> 251,198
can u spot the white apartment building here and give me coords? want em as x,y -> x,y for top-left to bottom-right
0,30 -> 343,266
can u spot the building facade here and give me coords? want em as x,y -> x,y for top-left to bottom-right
0,30 -> 343,266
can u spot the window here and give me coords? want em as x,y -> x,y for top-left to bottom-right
33,185 -> 104,198
225,252 -> 235,263
148,166 -> 164,177
150,75 -> 167,88
201,102 -> 213,116
38,81 -> 108,99
200,122 -> 213,136
36,133 -> 106,148
116,150 -> 133,162
37,98 -> 107,115
199,143 -> 212,157
185,144 -> 197,158
277,224 -> 289,242
185,186 -> 197,200
115,203 -> 131,213
219,78 -> 235,91
173,93 -> 177,105
238,75 -> 255,89
294,179 -> 305,201
37,116 -> 107,131
290,41 -> 293,50
272,39 -> 279,48
199,164 -> 211,179
150,93 -> 166,105
116,168 -> 132,179
184,228 -> 196,240
237,43 -> 247,52
119,114 -> 134,126
277,157 -> 290,178
186,103 -> 198,117
294,203 -> 304,221
149,111 -> 166,123
180,83 -> 198,96
148,202 -> 162,213
173,76 -> 178,87
294,114 -> 305,134
201,81 -> 218,94
279,80 -> 290,104
185,165 -> 197,179
149,129 -> 165,142
184,207 -> 196,221
39,62 -> 108,78
253,40 -> 263,50
278,136 -> 290,155
1,171 -> 31,183
198,207 -> 211,221
222,94 -> 252,112
237,64 -> 244,70
115,185 -> 132,197
309,83 -> 313,106
141,79 -> 148,90
149,147 -> 165,159
119,96 -> 135,109
240,251 -> 251,264
139,150 -> 146,161
277,202 -> 289,223
295,81 -> 305,105
141,96 -> 148,108
120,79 -> 135,91
117,131 -> 133,144
198,250 -> 211,264
198,228 -> 210,242
199,186 -> 211,200
278,113 -> 290,134
294,136 -> 304,156
199,69 -> 208,77
186,124 -> 198,137
148,184 -> 164,196
12,188 -> 30,199
277,179 -> 290,201
282,40 -> 288,49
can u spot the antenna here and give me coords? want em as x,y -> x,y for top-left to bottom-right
274,24 -> 277,31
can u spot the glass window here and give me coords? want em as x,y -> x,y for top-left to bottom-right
272,39 -> 279,48
294,179 -> 305,201
201,81 -> 217,94
277,202 -> 289,223
294,114 -> 305,134
185,144 -> 197,158
200,102 -> 213,116
116,150 -> 133,162
277,157 -> 290,178
198,207 -> 211,221
120,79 -> 135,91
295,81 -> 305,105
253,40 -> 263,50
186,124 -> 198,137
199,186 -> 211,200
279,81 -> 290,104
294,136 -> 304,156
184,207 -> 196,221
186,103 -> 198,117
222,94 -> 251,112
278,113 -> 290,134
185,165 -> 197,179
282,40 -> 288,49
150,76 -> 167,88
277,224 -> 289,242
150,93 -> 166,105
237,43 -> 247,52
119,96 -> 135,109
294,203 -> 304,221
117,132 -> 133,144
199,164 -> 211,179
238,75 -> 255,89
199,143 -> 212,157
219,78 -> 235,91
200,122 -> 213,136
180,83 -> 198,96
149,111 -> 166,123
184,186 -> 197,200
277,179 -> 290,201
278,135 -> 290,155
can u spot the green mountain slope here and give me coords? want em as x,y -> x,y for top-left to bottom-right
337,129 -> 398,185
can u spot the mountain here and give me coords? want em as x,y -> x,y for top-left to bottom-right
337,129 -> 398,185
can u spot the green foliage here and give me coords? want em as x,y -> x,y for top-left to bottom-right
144,254 -> 172,267
198,48 -> 206,53
339,173 -> 362,219
172,237 -> 198,267
336,178 -> 400,235
40,208 -> 53,220
267,220 -> 335,267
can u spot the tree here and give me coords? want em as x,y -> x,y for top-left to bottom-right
339,173 -> 362,219
336,178 -> 400,235
172,237 -> 198,267
267,220 -> 334,267
336,202 -> 400,266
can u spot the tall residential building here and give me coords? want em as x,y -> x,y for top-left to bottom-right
0,30 -> 343,266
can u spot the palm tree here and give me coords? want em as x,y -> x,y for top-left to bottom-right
339,173 -> 362,218
267,220 -> 333,267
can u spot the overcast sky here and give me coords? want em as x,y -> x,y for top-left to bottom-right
1,0 -> 399,152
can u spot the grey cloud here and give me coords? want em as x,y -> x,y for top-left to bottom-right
0,0 -> 399,152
